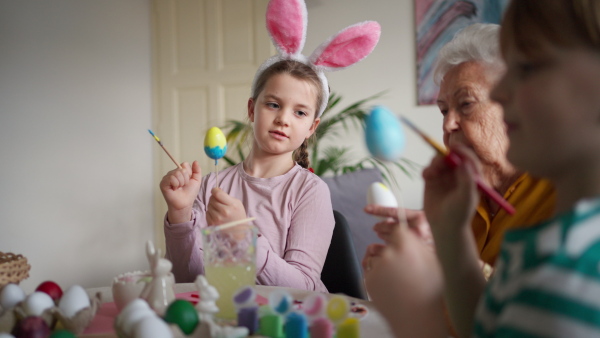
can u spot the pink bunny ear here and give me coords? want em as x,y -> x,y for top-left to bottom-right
266,0 -> 307,56
309,21 -> 381,71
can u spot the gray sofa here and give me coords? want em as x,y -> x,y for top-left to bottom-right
322,168 -> 384,261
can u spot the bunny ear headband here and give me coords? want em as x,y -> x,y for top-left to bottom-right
251,0 -> 381,117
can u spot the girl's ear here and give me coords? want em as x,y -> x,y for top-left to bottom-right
247,98 -> 255,122
307,117 -> 321,137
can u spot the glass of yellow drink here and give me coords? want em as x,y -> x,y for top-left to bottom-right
202,222 -> 257,321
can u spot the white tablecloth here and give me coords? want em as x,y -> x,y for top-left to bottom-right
84,283 -> 394,337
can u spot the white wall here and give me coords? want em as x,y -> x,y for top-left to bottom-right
0,0 -> 153,292
306,0 -> 442,209
0,0 -> 443,292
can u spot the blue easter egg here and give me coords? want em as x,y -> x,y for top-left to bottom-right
365,106 -> 405,161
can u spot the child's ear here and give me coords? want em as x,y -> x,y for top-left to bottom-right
247,98 -> 255,122
308,117 -> 321,136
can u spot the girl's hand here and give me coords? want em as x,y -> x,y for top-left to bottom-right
160,161 -> 202,224
422,145 -> 480,235
206,187 -> 247,225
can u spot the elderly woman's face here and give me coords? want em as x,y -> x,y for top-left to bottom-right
437,61 -> 508,166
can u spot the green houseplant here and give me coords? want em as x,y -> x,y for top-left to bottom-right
220,91 -> 419,187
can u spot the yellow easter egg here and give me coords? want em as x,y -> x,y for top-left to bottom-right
326,295 -> 349,322
204,127 -> 227,160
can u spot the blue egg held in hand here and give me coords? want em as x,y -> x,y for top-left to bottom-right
365,106 -> 405,161
204,127 -> 228,160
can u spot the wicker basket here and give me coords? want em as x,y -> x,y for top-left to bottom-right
0,252 -> 31,287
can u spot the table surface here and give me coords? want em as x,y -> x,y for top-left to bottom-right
82,283 -> 394,338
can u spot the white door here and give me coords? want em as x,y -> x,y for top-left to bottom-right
151,0 -> 272,249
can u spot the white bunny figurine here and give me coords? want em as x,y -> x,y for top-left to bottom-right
194,275 -> 219,319
140,240 -> 175,316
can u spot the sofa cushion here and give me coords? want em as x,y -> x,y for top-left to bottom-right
322,168 -> 384,261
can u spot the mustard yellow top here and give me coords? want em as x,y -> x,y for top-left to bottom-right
473,173 -> 556,266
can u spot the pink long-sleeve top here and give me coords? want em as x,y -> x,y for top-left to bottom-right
164,162 -> 334,292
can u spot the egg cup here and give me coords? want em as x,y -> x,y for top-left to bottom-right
112,270 -> 151,312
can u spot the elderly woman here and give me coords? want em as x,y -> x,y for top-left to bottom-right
435,23 -> 557,264
365,23 -> 555,267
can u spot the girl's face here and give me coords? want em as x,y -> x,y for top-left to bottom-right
248,73 -> 320,157
491,43 -> 600,179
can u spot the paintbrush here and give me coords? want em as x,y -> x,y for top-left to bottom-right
203,217 -> 256,234
148,129 -> 182,169
399,116 -> 516,215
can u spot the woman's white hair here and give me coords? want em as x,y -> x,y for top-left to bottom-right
433,23 -> 503,85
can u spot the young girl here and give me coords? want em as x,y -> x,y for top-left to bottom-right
364,0 -> 600,336
160,0 -> 380,292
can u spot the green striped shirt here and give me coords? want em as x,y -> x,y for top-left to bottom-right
473,197 -> 600,337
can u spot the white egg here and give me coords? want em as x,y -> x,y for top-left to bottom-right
133,316 -> 173,338
0,283 -> 25,310
367,182 -> 398,208
121,308 -> 155,335
117,298 -> 151,326
58,285 -> 91,318
117,299 -> 154,335
23,292 -> 54,316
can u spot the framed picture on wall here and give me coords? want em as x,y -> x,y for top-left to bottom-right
415,0 -> 509,105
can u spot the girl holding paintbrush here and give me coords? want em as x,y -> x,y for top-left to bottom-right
161,59 -> 333,291
159,0 -> 380,291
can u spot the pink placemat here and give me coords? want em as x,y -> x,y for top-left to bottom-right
83,291 -> 267,334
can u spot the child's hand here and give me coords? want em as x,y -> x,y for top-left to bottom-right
364,206 -> 434,246
206,187 -> 247,225
160,161 -> 202,224
362,222 -> 446,337
422,145 -> 480,235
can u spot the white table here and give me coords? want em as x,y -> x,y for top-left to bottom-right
83,283 -> 394,337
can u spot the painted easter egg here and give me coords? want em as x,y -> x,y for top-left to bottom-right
36,280 -> 63,302
204,127 -> 227,160
233,286 -> 256,308
367,182 -> 399,221
50,330 -> 77,338
366,182 -> 398,207
365,106 -> 405,161
326,295 -> 349,323
164,299 -> 199,335
302,293 -> 326,319
268,290 -> 293,315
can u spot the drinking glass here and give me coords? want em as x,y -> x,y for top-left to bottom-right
202,222 -> 257,321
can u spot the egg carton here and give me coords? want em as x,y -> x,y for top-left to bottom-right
0,290 -> 101,334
